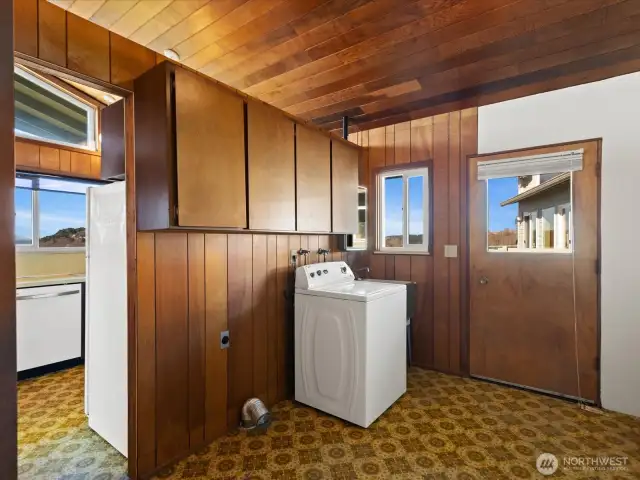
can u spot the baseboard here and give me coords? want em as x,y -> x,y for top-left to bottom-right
17,358 -> 84,381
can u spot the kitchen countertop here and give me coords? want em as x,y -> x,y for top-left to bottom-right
16,274 -> 86,289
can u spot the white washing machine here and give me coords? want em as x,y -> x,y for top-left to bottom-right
294,261 -> 407,428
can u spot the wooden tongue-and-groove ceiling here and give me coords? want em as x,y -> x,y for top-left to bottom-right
51,0 -> 640,132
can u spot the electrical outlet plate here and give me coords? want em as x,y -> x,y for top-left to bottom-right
444,245 -> 458,258
290,249 -> 298,266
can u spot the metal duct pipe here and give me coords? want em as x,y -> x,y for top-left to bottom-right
240,398 -> 271,430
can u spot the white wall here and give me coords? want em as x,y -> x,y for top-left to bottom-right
478,71 -> 640,418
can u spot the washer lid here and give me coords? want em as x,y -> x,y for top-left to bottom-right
295,280 -> 405,302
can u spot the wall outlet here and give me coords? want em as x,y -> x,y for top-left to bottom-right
290,250 -> 298,266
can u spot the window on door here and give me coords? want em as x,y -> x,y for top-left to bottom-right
376,166 -> 430,253
15,173 -> 104,251
487,173 -> 572,252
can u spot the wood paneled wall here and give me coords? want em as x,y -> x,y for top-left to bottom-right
135,231 -> 343,473
0,0 -> 16,476
15,0 -> 156,89
15,138 -> 101,178
348,109 -> 478,375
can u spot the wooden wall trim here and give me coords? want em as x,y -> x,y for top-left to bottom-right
15,137 -> 101,179
0,0 -> 16,476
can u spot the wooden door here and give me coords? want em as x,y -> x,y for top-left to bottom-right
247,101 -> 295,231
331,140 -> 359,234
469,140 -> 600,402
175,68 -> 246,228
296,125 -> 331,232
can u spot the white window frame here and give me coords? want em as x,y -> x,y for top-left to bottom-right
376,166 -> 430,253
348,186 -> 368,251
14,66 -> 98,152
15,188 -> 86,253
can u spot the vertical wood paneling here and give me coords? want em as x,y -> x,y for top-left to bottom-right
39,146 -> 60,170
432,114 -> 450,372
67,13 -> 111,82
155,233 -> 189,465
410,117 -> 433,162
59,149 -> 71,172
394,256 -> 411,281
448,111 -> 461,374
394,122 -> 411,165
252,235 -> 269,402
110,32 -> 157,89
136,232 -> 156,474
204,234 -> 228,441
14,0 -> 38,56
385,124 -> 395,165
459,108 -> 478,374
187,234 -> 206,448
308,235 -> 319,265
227,234 -> 254,427
410,255 -> 433,368
38,0 -> 67,67
266,235 -> 279,406
360,108 -> 477,375
275,235 -> 290,401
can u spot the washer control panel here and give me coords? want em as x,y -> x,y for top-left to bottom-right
295,261 -> 355,290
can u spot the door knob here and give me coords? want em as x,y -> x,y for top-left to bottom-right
479,276 -> 489,285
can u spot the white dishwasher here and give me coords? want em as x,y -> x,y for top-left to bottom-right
17,283 -> 83,372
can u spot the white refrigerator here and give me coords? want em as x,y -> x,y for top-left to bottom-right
85,181 -> 128,457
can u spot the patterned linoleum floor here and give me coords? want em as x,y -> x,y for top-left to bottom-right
18,366 -> 127,479
17,367 -> 640,480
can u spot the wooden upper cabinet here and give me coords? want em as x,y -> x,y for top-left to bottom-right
247,102 -> 295,231
296,125 -> 331,232
175,68 -> 246,228
331,140 -> 360,234
134,62 -> 246,231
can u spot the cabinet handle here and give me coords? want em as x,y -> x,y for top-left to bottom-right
17,290 -> 80,301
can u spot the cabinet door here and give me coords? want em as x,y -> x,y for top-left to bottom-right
100,99 -> 125,179
332,140 -> 359,233
296,125 -> 331,232
247,102 -> 295,231
175,68 -> 246,228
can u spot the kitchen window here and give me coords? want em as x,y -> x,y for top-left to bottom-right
376,165 -> 430,253
15,174 -> 103,251
14,66 -> 98,151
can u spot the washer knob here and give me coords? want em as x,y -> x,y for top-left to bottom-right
310,272 -> 315,278
340,267 -> 347,273
323,269 -> 328,274
316,270 -> 322,276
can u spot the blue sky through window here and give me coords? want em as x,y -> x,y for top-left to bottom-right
15,188 -> 86,244
487,177 -> 518,232
384,175 -> 424,236
38,191 -> 86,237
15,188 -> 32,244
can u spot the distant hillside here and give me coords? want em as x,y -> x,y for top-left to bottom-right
488,228 -> 517,247
385,234 -> 423,247
39,227 -> 86,247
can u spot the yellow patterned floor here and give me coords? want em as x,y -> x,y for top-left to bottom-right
18,366 -> 127,479
18,367 -> 640,480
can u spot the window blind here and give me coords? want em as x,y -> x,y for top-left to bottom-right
477,149 -> 583,180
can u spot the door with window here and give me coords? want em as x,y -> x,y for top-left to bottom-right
469,140 -> 600,402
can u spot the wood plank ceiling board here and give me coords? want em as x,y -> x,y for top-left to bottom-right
49,0 -> 640,131
89,0 -> 140,29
